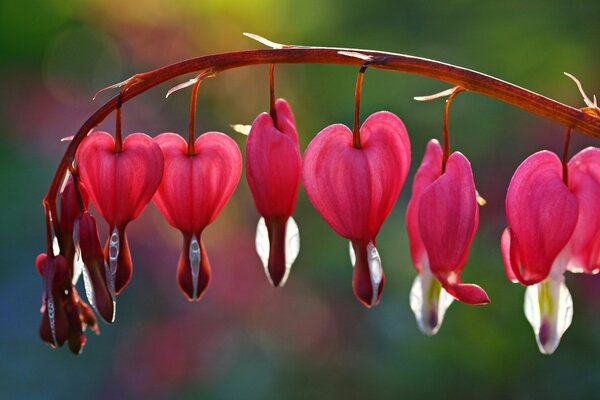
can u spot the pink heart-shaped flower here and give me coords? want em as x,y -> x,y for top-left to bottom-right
153,132 -> 242,300
416,149 -> 489,304
501,151 -> 578,285
76,131 -> 164,293
303,111 -> 411,307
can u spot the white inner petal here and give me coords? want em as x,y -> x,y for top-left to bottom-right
524,277 -> 573,355
254,217 -> 300,287
52,236 -> 60,257
71,219 -> 83,285
255,218 -> 271,285
367,241 -> 383,305
348,241 -> 356,267
107,228 -> 119,297
189,235 -> 201,299
409,265 -> 453,336
282,216 -> 300,287
82,266 -> 96,311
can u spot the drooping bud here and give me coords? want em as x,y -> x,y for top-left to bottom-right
36,253 -> 70,348
75,212 -> 115,323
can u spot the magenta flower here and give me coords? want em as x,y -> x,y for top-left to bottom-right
303,111 -> 411,307
246,99 -> 301,287
502,148 -> 600,354
406,139 -> 489,335
153,132 -> 242,300
76,132 -> 164,294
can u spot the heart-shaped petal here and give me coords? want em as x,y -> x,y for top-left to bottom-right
504,151 -> 578,285
153,132 -> 242,235
76,131 -> 164,227
303,111 -> 410,241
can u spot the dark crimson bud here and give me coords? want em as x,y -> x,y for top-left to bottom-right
36,253 -> 70,348
59,177 -> 89,236
64,294 -> 85,355
75,212 -> 115,323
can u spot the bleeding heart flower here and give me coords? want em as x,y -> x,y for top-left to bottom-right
406,139 -> 489,335
153,131 -> 242,300
502,148 -> 600,354
74,212 -> 116,323
303,111 -> 410,307
76,131 -> 164,294
246,98 -> 301,287
36,253 -> 99,354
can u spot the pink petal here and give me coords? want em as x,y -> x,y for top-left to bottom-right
500,227 -> 519,283
246,99 -> 301,218
504,151 -> 578,285
76,132 -> 164,226
361,112 -> 411,237
418,152 -> 488,304
153,132 -> 242,235
406,139 -> 442,272
567,147 -> 600,274
303,111 -> 410,241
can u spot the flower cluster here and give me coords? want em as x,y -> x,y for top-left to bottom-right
36,63 -> 599,355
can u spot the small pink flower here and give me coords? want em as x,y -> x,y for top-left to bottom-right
303,111 -> 411,307
76,132 -> 164,294
153,132 -> 242,300
502,148 -> 600,354
246,99 -> 302,287
407,139 -> 489,335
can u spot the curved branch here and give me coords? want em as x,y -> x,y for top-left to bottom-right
43,46 -> 600,220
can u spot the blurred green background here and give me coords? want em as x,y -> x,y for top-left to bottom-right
2,1 -> 600,399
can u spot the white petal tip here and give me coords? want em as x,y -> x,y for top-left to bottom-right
410,272 -> 454,336
524,278 -> 573,355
